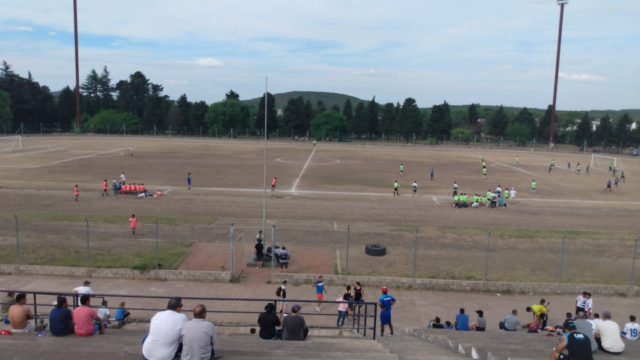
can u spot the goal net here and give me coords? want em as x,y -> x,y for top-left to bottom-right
0,135 -> 22,152
590,154 -> 622,172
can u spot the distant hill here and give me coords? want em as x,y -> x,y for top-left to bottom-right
243,91 -> 366,110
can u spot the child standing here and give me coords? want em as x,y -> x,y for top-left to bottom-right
73,185 -> 80,201
336,294 -> 349,327
129,214 -> 137,235
314,275 -> 327,311
187,172 -> 192,190
101,179 -> 109,197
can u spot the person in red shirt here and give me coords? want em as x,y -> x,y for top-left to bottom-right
73,185 -> 80,201
129,214 -> 137,235
271,177 -> 278,192
101,179 -> 109,197
73,295 -> 104,336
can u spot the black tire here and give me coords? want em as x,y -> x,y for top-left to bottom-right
365,244 -> 387,256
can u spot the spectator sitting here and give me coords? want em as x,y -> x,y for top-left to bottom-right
73,280 -> 94,305
8,293 -> 35,333
526,298 -> 549,329
257,303 -> 281,340
562,312 -> 575,330
114,302 -> 131,326
574,311 -> 597,353
472,310 -> 486,331
622,315 -> 639,341
180,304 -> 220,360
98,300 -> 110,325
428,317 -> 444,329
550,321 -> 593,360
455,308 -> 470,331
282,304 -> 308,341
49,296 -> 73,336
142,297 -> 188,360
595,310 -> 625,354
2,291 -> 15,324
73,294 -> 104,336
500,309 -> 523,331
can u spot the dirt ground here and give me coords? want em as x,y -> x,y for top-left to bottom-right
1,136 -> 639,284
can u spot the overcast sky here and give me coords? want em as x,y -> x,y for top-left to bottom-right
1,1 -> 638,110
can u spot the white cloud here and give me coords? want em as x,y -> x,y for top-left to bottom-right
354,68 -> 376,76
192,58 -> 224,67
48,31 -> 56,36
559,72 -> 608,82
9,25 -> 34,32
165,79 -> 188,85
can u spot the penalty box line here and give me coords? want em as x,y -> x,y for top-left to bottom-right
290,145 -> 318,192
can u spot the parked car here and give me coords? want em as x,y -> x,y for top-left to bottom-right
629,148 -> 640,156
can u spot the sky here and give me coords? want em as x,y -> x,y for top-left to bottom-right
1,0 -> 638,110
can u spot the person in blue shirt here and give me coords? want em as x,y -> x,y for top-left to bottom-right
187,172 -> 192,190
114,301 -> 131,325
49,296 -> 73,336
455,308 -> 470,331
314,275 -> 327,311
379,287 -> 396,337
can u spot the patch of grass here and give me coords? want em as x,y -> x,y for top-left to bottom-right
4,212 -> 214,226
435,226 -> 634,241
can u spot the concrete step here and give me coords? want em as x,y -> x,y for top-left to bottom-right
378,332 -> 468,360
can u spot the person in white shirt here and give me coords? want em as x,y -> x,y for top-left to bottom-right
509,188 -> 516,200
73,280 -> 93,305
142,297 -> 188,360
622,315 -> 639,341
595,310 -> 625,354
576,291 -> 593,317
97,300 -> 110,324
120,172 -> 127,184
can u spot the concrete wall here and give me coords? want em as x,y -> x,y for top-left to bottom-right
272,273 -> 639,296
0,264 -> 231,282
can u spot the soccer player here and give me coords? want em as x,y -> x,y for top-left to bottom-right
129,214 -> 137,235
73,185 -> 80,202
187,172 -> 192,190
606,179 -> 612,192
411,180 -> 418,195
621,170 -> 626,183
452,181 -> 459,197
314,275 -> 327,311
430,168 -> 434,181
399,163 -> 405,176
271,177 -> 278,192
120,172 -> 126,185
530,179 -> 537,194
586,164 -> 590,175
548,159 -> 555,173
622,315 -> 639,341
129,144 -> 134,157
615,176 -> 619,188
576,162 -> 581,174
393,180 -> 400,196
379,287 -> 396,337
101,179 -> 109,197
482,166 -> 487,178
111,180 -> 118,196
515,155 -> 519,166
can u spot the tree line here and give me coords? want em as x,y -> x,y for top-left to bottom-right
0,60 -> 638,149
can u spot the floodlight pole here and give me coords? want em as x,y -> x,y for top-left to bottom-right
549,0 -> 567,149
262,77 -> 268,234
73,0 -> 81,130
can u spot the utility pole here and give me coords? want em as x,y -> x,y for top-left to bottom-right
73,0 -> 81,130
549,0 -> 568,148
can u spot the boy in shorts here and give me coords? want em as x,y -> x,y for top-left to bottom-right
314,275 -> 327,311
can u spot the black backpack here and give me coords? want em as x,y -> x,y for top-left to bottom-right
276,286 -> 283,297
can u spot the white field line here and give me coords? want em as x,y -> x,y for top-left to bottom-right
432,196 -> 439,204
4,147 -> 64,158
0,147 -> 128,168
290,145 -> 317,192
334,221 -> 337,231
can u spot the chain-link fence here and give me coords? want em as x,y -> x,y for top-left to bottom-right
2,215 -> 638,286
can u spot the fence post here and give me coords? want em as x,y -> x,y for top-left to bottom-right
412,226 -> 419,279
229,223 -> 235,275
85,217 -> 90,265
155,217 -> 160,274
40,122 -> 42,136
559,236 -> 566,283
271,224 -> 276,273
630,236 -> 640,286
14,215 -> 20,265
345,224 -> 350,274
484,232 -> 491,282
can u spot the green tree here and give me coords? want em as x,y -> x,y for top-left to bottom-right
486,105 -> 509,137
116,71 -> 150,118
426,101 -> 452,138
398,97 -> 422,141
282,96 -> 308,136
536,105 -> 553,142
189,101 -> 209,133
594,115 -> 612,146
506,122 -> 530,146
80,68 -> 101,116
451,128 -> 472,144
342,99 -> 353,123
351,101 -> 368,137
142,84 -> 169,131
314,100 -> 327,116
56,86 -> 75,130
379,102 -> 397,137
467,103 -> 479,127
310,111 -> 348,140
225,90 -> 240,100
205,96 -> 251,137
83,109 -> 140,133
574,112 -> 592,147
255,92 -> 277,134
98,66 -> 114,109
614,113 -> 633,148
512,107 -> 536,139
331,104 -> 340,113
366,97 -> 379,136
0,90 -> 12,132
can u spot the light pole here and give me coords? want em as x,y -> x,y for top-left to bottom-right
73,0 -> 81,131
262,77 -> 268,234
549,0 -> 568,149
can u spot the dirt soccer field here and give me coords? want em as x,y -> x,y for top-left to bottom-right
0,135 -> 639,285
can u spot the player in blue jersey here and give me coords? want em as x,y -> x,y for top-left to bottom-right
379,287 -> 396,337
314,275 -> 327,312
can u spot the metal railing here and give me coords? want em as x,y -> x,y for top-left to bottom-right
0,290 -> 379,340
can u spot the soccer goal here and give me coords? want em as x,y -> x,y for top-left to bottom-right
0,135 -> 22,152
590,154 -> 622,172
